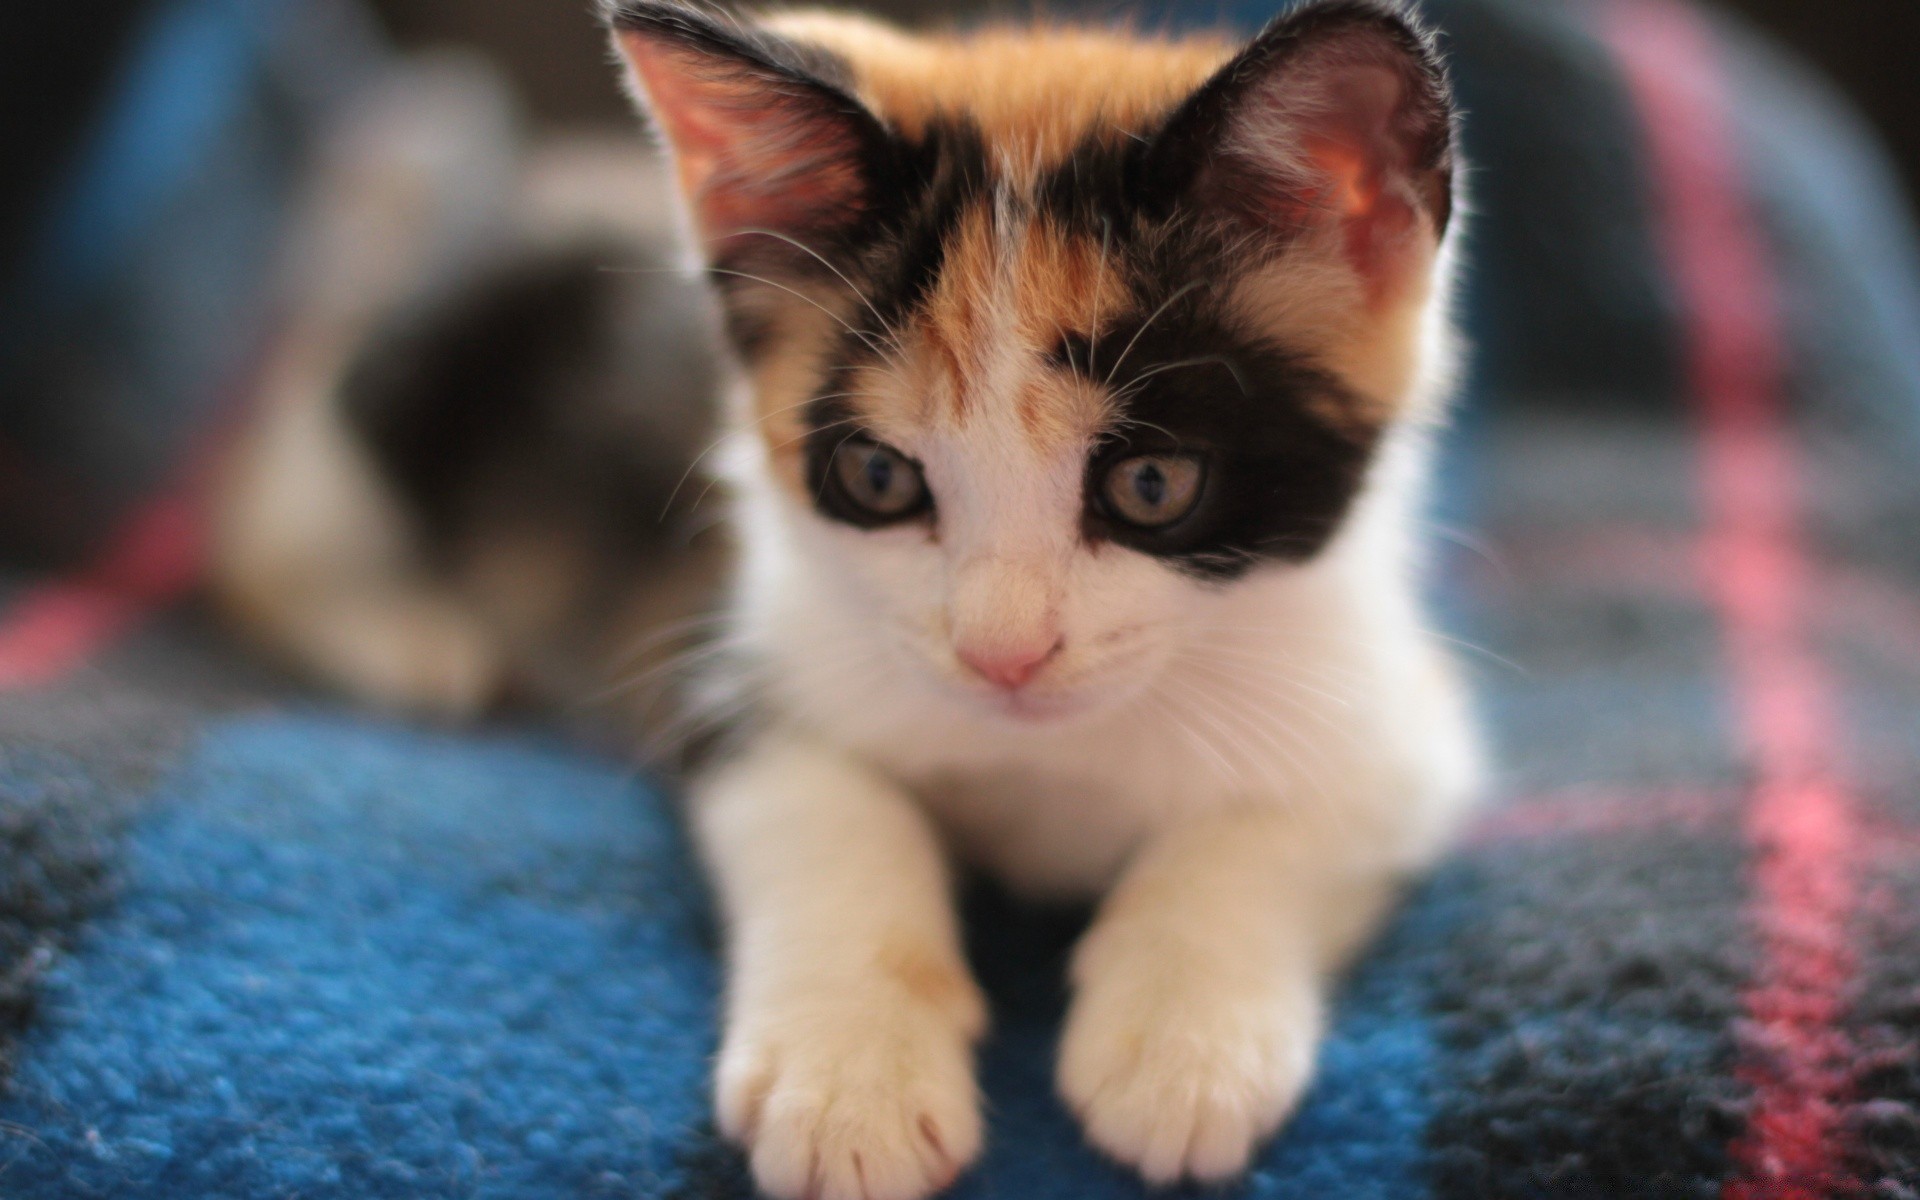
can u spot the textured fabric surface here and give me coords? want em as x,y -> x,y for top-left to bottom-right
2,0 -> 1919,1196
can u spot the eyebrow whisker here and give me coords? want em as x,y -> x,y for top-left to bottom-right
1103,279 -> 1204,389
726,227 -> 898,343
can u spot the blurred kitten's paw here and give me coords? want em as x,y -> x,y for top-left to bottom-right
1058,941 -> 1320,1185
716,976 -> 986,1200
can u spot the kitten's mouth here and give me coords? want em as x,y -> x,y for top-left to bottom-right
985,687 -> 1083,722
961,670 -> 1124,725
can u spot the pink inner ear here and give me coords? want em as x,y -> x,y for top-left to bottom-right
623,44 -> 727,209
1303,137 -> 1381,219
1306,76 -> 1422,290
1298,65 -> 1407,217
618,31 -> 870,253
1234,54 -> 1435,297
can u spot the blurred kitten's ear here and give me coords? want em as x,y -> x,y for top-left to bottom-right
605,2 -> 891,261
1145,1 -> 1455,280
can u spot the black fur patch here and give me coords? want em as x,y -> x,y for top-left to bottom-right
1062,305 -> 1380,579
341,241 -> 721,578
1042,133 -> 1384,581
1037,134 -> 1140,237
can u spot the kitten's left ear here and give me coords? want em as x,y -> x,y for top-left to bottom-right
604,2 -> 893,262
1145,0 -> 1455,282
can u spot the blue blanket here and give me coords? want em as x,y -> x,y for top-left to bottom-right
3,714 -> 1470,1197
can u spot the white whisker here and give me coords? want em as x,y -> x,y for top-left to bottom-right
1103,278 -> 1205,389
727,227 -> 896,341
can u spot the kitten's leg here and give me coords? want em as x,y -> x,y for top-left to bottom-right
696,733 -> 986,1200
1058,809 -> 1398,1184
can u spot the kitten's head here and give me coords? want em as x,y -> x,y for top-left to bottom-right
608,1 -> 1457,722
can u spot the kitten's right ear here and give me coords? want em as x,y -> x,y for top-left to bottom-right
603,2 -> 891,261
1142,0 -> 1455,292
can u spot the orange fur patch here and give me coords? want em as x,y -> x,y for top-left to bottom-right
744,292 -> 854,485
763,13 -> 1235,182
876,939 -> 985,1034
917,205 -> 997,424
903,211 -> 1129,449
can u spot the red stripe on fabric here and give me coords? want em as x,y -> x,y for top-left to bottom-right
1465,788 -> 1737,846
0,321 -> 280,691
0,484 -> 205,689
1600,4 -> 1861,1196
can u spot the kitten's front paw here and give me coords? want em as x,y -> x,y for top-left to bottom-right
1057,943 -> 1321,1185
716,974 -> 986,1200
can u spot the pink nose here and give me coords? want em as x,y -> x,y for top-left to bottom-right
958,639 -> 1062,691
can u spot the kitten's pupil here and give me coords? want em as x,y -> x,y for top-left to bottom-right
867,454 -> 894,496
1135,464 -> 1167,508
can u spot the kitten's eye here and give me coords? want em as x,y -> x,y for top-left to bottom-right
1100,454 -> 1205,529
832,438 -> 929,520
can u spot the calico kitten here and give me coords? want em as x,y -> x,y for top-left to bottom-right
601,2 -> 1478,1195
216,2 -> 1480,1196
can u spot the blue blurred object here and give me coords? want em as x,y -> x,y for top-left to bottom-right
0,0 -> 384,564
